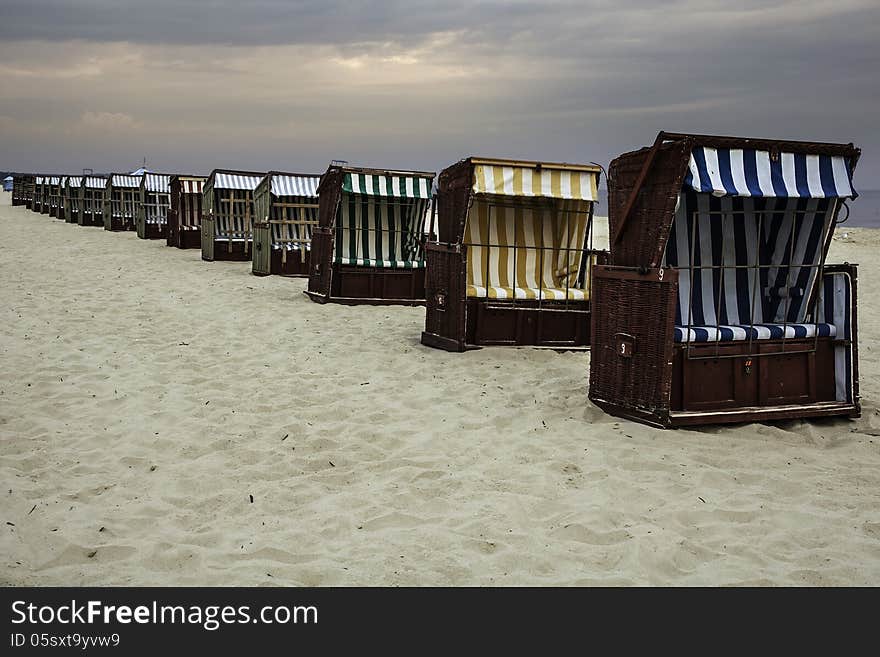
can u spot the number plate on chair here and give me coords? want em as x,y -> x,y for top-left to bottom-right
615,333 -> 635,358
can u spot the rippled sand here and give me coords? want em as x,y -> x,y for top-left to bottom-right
1,193 -> 879,586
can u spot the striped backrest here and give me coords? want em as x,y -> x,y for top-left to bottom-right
271,196 -> 319,249
214,189 -> 253,238
108,178 -> 139,218
268,175 -> 320,250
335,193 -> 430,267
663,191 -> 835,326
142,175 -> 171,224
206,172 -> 260,239
174,177 -> 204,228
463,196 -> 591,294
49,177 -> 63,207
66,177 -> 82,212
144,191 -> 171,223
82,178 -> 104,212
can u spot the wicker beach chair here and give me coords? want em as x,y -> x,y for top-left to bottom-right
201,169 -> 263,261
103,174 -> 142,232
590,131 -> 860,427
252,172 -> 321,277
422,157 -> 606,350
166,175 -> 206,249
137,173 -> 173,240
305,164 -> 435,305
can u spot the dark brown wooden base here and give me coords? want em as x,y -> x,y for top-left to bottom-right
105,216 -> 134,232
78,212 -> 103,227
420,331 -> 470,351
467,299 -> 589,348
167,228 -> 201,249
137,222 -> 166,240
591,337 -> 857,428
668,402 -> 859,427
422,298 -> 591,352
256,249 -> 309,277
166,211 -> 202,248
330,265 -> 425,302
204,240 -> 251,262
591,397 -> 859,429
671,338 -> 836,413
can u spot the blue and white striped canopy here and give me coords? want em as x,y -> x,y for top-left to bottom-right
271,174 -> 320,197
684,147 -> 857,199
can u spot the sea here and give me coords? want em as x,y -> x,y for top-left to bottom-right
593,189 -> 880,228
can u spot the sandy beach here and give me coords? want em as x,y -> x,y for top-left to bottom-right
1,192 -> 879,586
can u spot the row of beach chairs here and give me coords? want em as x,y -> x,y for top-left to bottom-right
10,131 -> 861,428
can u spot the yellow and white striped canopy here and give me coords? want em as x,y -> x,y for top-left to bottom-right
472,159 -> 599,202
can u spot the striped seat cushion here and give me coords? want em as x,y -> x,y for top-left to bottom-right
336,256 -> 424,268
467,285 -> 587,301
674,323 -> 836,343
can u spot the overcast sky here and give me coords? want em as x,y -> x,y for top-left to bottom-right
1,1 -> 877,184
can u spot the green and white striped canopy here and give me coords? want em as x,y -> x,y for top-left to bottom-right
342,172 -> 433,198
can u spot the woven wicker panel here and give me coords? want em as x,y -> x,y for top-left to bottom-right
317,167 -> 344,229
589,266 -> 678,424
608,140 -> 692,268
436,159 -> 474,245
307,228 -> 335,296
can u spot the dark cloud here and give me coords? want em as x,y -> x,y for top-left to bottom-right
0,1 -> 479,46
0,1 -> 878,184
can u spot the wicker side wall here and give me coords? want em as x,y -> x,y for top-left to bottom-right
607,140 -> 691,268
589,265 -> 678,426
436,159 -> 474,245
307,167 -> 344,298
307,227 -> 334,297
316,167 -> 343,230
